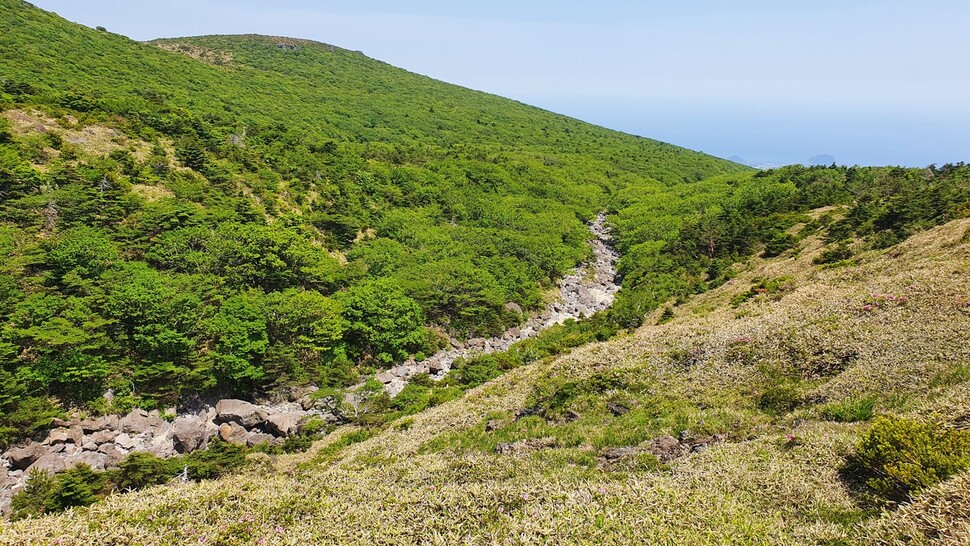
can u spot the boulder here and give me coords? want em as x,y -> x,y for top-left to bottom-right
90,429 -> 119,444
27,454 -> 66,475
218,422 -> 249,446
97,444 -> 127,468
81,439 -> 99,452
265,413 -> 303,437
375,372 -> 394,384
288,385 -> 318,403
247,432 -> 277,447
607,401 -> 630,416
44,428 -> 72,445
172,416 -> 207,454
114,433 -> 137,451
146,436 -> 177,459
504,302 -> 523,315
66,451 -> 109,471
600,446 -> 643,461
215,399 -> 267,428
427,358 -> 445,374
120,409 -> 153,434
79,415 -> 120,433
7,444 -> 49,470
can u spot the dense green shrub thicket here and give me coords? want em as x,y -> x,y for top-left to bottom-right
850,416 -> 970,504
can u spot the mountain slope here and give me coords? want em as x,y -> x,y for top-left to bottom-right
0,0 -> 761,439
3,216 -> 968,544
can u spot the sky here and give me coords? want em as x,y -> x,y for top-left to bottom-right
27,0 -> 970,167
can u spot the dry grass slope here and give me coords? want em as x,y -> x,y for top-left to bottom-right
2,219 -> 969,545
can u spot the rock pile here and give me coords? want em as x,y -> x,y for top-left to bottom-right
378,213 -> 621,395
0,398 -> 314,516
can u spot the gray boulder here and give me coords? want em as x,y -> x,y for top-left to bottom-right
247,432 -> 277,447
120,409 -> 153,434
97,444 -> 127,468
172,416 -> 207,454
79,415 -> 119,433
146,436 -> 177,459
43,428 -> 72,445
7,444 -> 49,470
27,453 -> 66,475
114,432 -> 137,450
215,399 -> 267,428
218,422 -> 249,446
90,429 -> 119,444
265,412 -> 303,436
66,451 -> 109,471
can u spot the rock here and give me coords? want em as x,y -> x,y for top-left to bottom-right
647,435 -> 684,463
427,358 -> 445,374
297,395 -> 316,411
289,385 -> 318,403
504,302 -> 523,315
265,413 -> 303,436
172,416 -> 207,454
494,437 -> 558,455
97,444 -> 127,468
79,415 -> 120,433
7,443 -> 49,470
147,436 -> 177,459
90,429 -> 119,444
468,337 -> 486,348
120,409 -> 153,434
81,439 -> 99,452
218,422 -> 249,446
69,425 -> 84,445
607,402 -> 630,416
44,428 -> 73,445
27,453 -> 65,475
375,372 -> 395,384
215,399 -> 267,428
66,451 -> 109,471
114,433 -> 137,450
247,432 -> 277,447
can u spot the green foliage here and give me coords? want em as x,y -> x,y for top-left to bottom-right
182,438 -> 248,480
336,279 -> 432,364
820,396 -> 876,422
851,416 -> 970,503
115,452 -> 176,491
730,276 -> 794,307
10,465 -> 104,520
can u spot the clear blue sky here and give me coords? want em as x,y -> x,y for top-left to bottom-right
28,0 -> 970,167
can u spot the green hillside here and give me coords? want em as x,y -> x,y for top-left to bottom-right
2,0 -> 970,541
0,0 -> 753,435
0,0 -> 968,459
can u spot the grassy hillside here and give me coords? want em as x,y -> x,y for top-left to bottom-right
3,215 -> 968,544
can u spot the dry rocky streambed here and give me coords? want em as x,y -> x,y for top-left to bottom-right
0,215 -> 620,515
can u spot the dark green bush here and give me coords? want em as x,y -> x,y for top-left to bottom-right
115,452 -> 176,490
182,439 -> 248,480
852,416 -> 970,502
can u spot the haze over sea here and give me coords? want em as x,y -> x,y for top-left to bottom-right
30,0 -> 970,167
